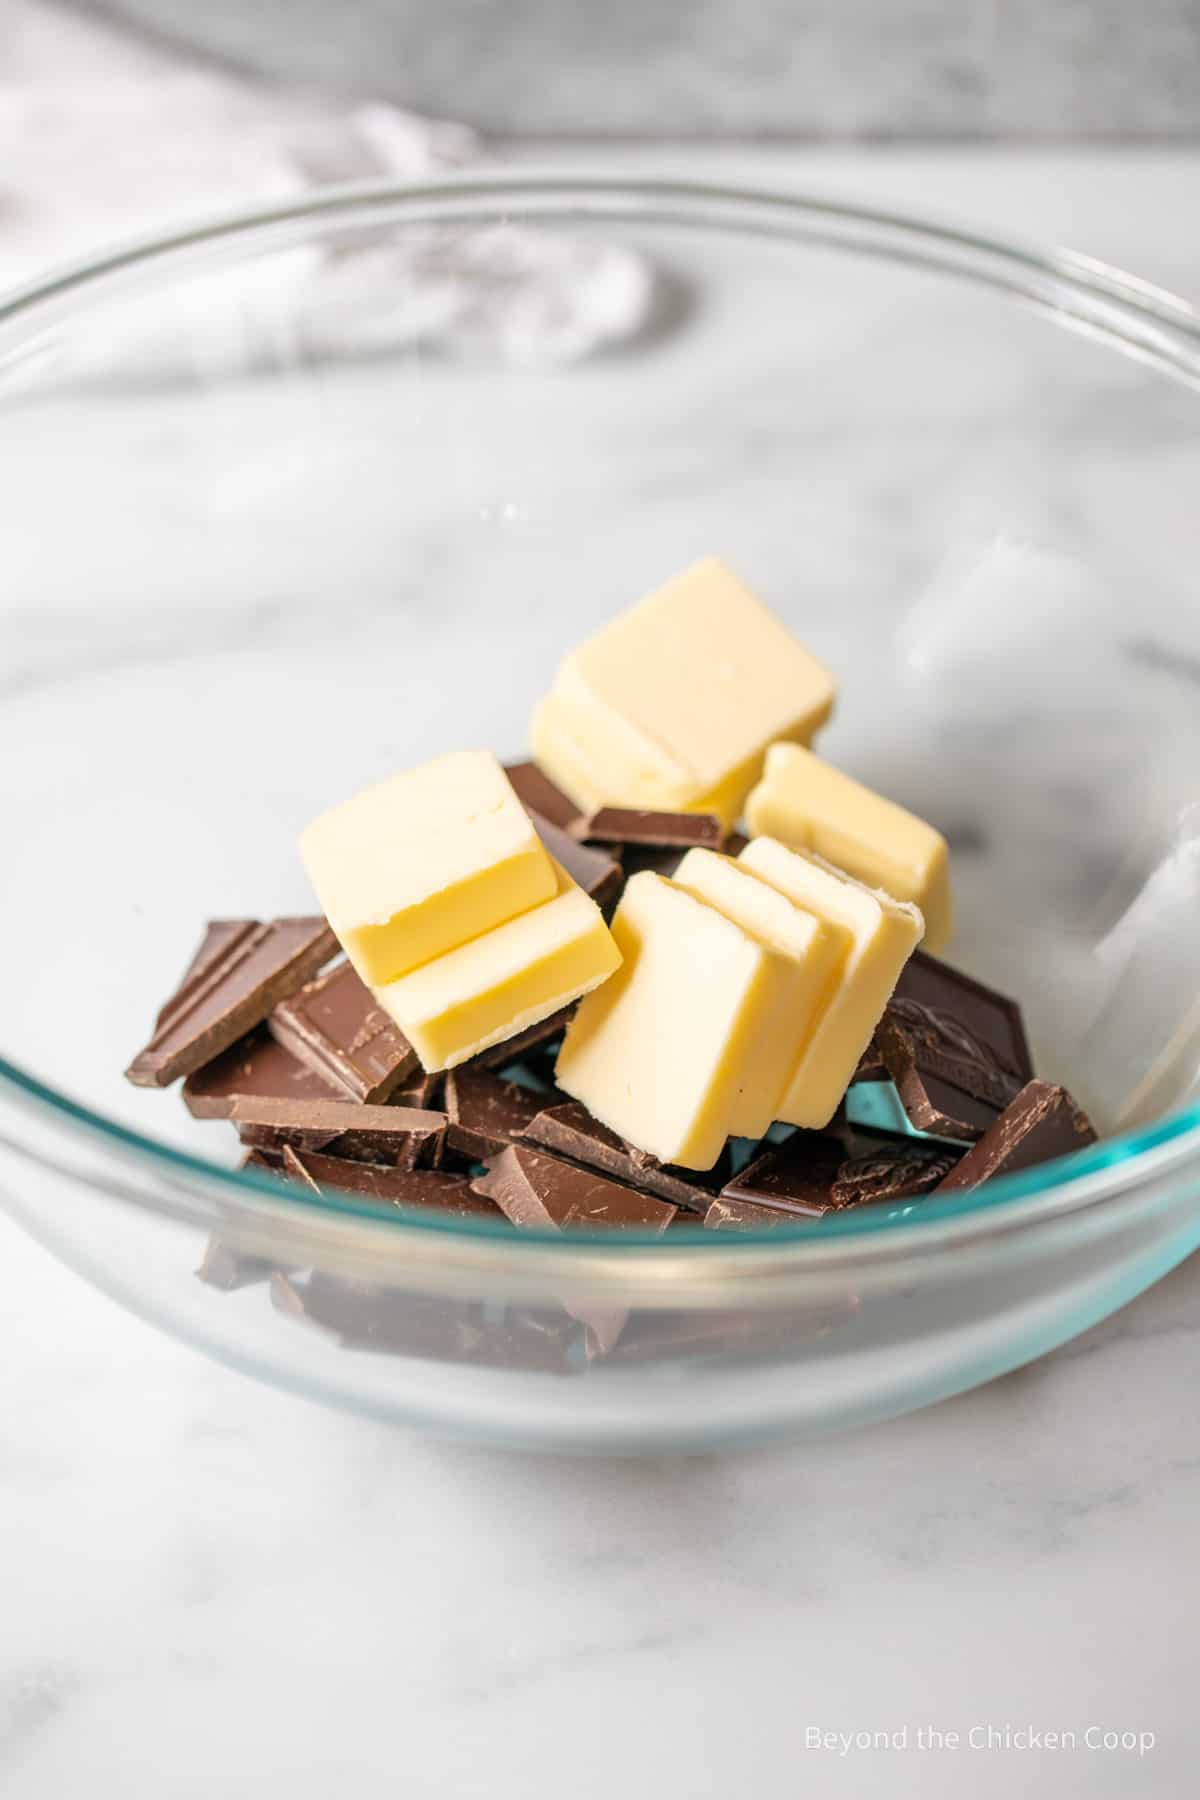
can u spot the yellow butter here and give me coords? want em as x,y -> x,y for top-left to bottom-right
672,848 -> 851,1136
738,836 -> 924,1126
555,871 -> 811,1170
373,860 -> 620,1072
530,558 -> 836,828
299,750 -> 557,986
745,744 -> 953,952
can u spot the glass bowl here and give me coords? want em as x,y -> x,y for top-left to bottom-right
2,175 -> 1200,1452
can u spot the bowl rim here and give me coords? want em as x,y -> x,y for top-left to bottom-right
2,169 -> 1199,1269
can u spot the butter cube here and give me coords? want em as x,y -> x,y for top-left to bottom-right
739,837 -> 924,1126
745,744 -> 953,952
374,860 -> 620,1072
299,750 -> 557,986
530,558 -> 836,829
671,849 -> 851,1137
555,871 -> 813,1170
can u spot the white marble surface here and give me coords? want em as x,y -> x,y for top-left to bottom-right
3,148 -> 1200,1796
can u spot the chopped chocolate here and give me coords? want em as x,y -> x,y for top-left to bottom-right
896,950 -> 1033,1083
526,808 -> 624,910
269,961 -> 417,1103
445,1067 -> 547,1160
182,1024 -> 342,1119
156,920 -> 259,1031
281,1147 -> 504,1217
572,807 -> 723,850
503,760 -> 583,832
875,1004 -> 1022,1142
460,1003 -> 576,1073
391,1069 -> 445,1109
521,1100 -> 721,1211
472,1143 -> 678,1232
723,831 -> 751,857
705,1195 -> 812,1231
230,1096 -> 447,1169
127,916 -> 337,1088
719,1129 -> 961,1218
936,1081 -> 1097,1192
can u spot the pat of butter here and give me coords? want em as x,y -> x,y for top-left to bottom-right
738,837 -> 924,1126
299,750 -> 557,986
745,744 -> 953,953
373,860 -> 620,1072
672,849 -> 851,1137
555,871 -> 812,1170
530,558 -> 836,829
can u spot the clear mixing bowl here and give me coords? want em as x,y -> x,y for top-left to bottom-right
2,176 -> 1199,1451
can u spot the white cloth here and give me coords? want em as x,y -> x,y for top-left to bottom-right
0,2 -> 655,377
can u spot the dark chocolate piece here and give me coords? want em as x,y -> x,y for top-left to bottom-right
719,1129 -> 961,1218
526,809 -> 624,910
182,1025 -> 342,1119
230,1096 -> 447,1169
935,1081 -> 1097,1192
521,1100 -> 720,1211
503,760 -> 582,831
391,1069 -> 445,1109
282,1147 -> 502,1217
723,831 -> 751,857
854,950 -> 1034,1088
269,961 -> 417,1103
472,1143 -> 678,1232
445,1067 -> 548,1159
461,1004 -> 576,1073
273,1274 -> 581,1370
876,1005 -> 1021,1142
705,1195 -> 814,1231
127,916 -> 337,1088
156,920 -> 259,1031
572,807 -> 723,850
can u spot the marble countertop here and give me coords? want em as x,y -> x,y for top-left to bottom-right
3,147 -> 1200,1798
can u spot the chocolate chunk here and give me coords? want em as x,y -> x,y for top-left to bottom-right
156,919 -> 259,1031
936,1081 -> 1097,1192
705,1195 -> 815,1231
127,916 -> 337,1088
875,1004 -> 1022,1142
472,1143 -> 678,1232
445,1067 -> 548,1160
273,1273 -> 581,1370
230,1096 -> 447,1169
527,808 -> 624,910
723,831 -> 750,857
460,1004 -> 576,1073
182,1024 -> 342,1119
572,807 -> 723,850
718,1129 -> 961,1218
896,950 -> 1033,1083
269,961 -> 417,1103
391,1069 -> 445,1109
521,1100 -> 720,1211
281,1147 -> 503,1216
503,760 -> 582,832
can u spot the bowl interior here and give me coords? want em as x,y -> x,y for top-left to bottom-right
3,181 -> 1200,1209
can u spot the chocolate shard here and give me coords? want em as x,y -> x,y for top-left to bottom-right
520,1100 -> 720,1211
526,808 -> 624,911
445,1067 -> 549,1160
718,1129 -> 961,1218
723,831 -> 751,857
935,1081 -> 1097,1192
472,1143 -> 678,1232
855,949 -> 1034,1089
229,1096 -> 447,1170
182,1024 -> 343,1119
269,960 -> 417,1103
156,920 -> 260,1031
460,1003 -> 576,1073
705,1195 -> 814,1232
572,807 -> 723,850
391,1069 -> 445,1109
127,916 -> 338,1089
282,1147 -> 504,1217
503,760 -> 582,832
875,1003 -> 1022,1142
